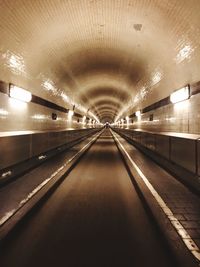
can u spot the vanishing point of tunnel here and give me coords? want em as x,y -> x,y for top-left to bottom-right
0,1 -> 200,267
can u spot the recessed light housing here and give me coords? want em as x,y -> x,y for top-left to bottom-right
9,84 -> 32,102
135,110 -> 141,117
68,110 -> 74,117
170,85 -> 190,104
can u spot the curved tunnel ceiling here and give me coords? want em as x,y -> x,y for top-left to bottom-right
0,0 -> 200,122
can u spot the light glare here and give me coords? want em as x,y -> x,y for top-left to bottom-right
9,85 -> 32,102
135,110 -> 141,117
82,115 -> 86,124
68,110 -> 74,117
170,86 -> 189,104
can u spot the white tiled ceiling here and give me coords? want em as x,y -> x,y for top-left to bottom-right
0,0 -> 200,122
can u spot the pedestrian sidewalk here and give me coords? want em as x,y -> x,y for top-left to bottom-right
0,134 -> 96,228
115,133 -> 200,265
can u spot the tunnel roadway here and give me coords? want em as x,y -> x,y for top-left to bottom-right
0,129 -> 177,267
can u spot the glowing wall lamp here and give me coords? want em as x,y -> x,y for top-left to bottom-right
67,110 -> 74,121
82,115 -> 86,124
170,85 -> 190,104
9,84 -> 32,102
135,110 -> 141,117
68,110 -> 74,117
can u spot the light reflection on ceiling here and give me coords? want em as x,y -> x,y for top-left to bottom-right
0,0 -> 200,123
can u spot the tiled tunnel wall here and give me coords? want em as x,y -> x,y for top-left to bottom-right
2,88 -> 200,134
0,128 -> 100,171
0,90 -> 101,175
113,127 -> 200,193
123,92 -> 200,134
0,92 -> 95,132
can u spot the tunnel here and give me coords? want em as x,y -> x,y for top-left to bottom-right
0,1 -> 200,266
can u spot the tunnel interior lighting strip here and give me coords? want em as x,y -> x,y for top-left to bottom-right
135,110 -> 141,117
112,131 -> 200,262
0,80 -> 85,118
9,84 -> 32,102
170,85 -> 190,104
68,110 -> 74,117
82,115 -> 86,124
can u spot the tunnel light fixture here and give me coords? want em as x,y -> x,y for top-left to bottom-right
68,110 -> 74,117
170,85 -> 190,104
1,170 -> 12,178
135,110 -> 141,117
9,84 -> 32,103
38,155 -> 47,160
82,115 -> 86,124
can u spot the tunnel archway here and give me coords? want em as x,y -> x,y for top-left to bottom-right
0,0 -> 199,128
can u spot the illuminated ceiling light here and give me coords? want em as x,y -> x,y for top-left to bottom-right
68,110 -> 74,117
135,110 -> 141,117
170,86 -> 190,104
82,115 -> 86,124
9,84 -> 32,102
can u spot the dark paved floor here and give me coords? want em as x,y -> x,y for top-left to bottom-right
0,134 -> 97,224
0,130 -> 176,267
116,133 -> 200,249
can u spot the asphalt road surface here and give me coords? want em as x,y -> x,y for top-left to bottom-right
0,129 -> 177,267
